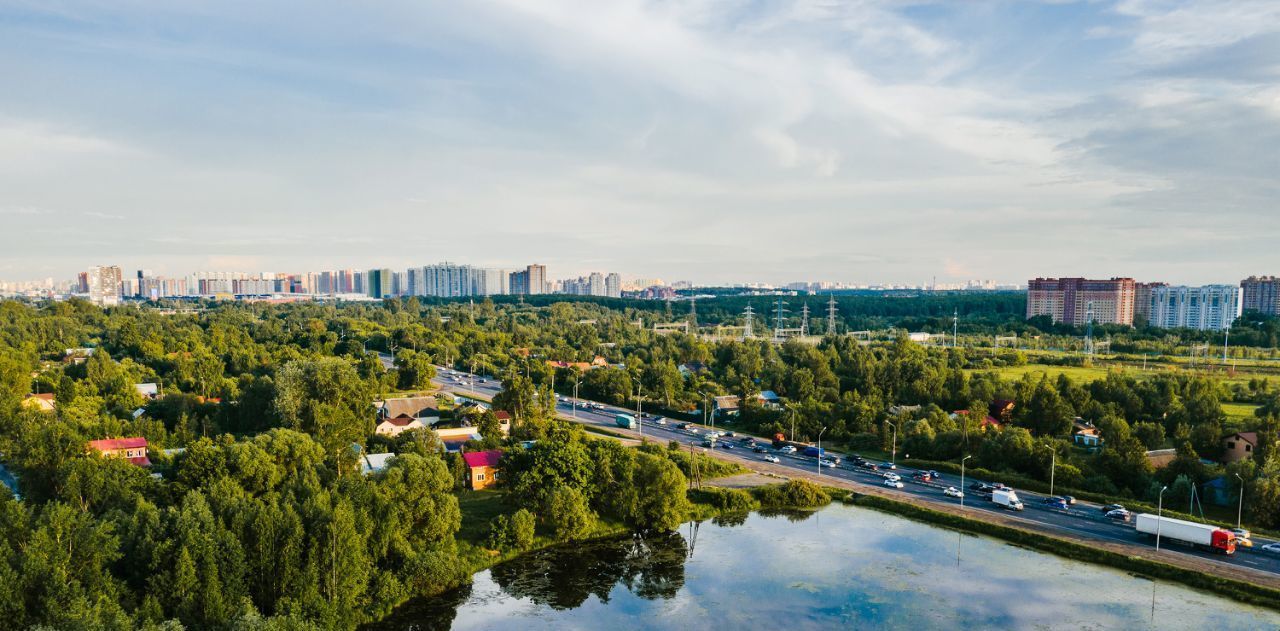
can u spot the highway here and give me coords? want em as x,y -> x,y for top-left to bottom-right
431,367 -> 1280,579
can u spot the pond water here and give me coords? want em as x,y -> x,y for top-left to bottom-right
368,505 -> 1280,630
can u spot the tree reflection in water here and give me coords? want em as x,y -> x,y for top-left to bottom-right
491,531 -> 689,609
757,508 -> 817,523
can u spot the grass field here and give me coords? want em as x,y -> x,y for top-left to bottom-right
1222,401 -> 1260,424
971,364 -> 1114,383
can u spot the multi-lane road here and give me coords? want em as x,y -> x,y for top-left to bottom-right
431,367 -> 1280,579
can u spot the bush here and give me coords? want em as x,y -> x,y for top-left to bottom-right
542,486 -> 594,541
752,480 -> 831,509
689,487 -> 759,512
509,508 -> 535,550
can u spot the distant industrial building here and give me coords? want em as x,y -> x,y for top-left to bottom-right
1241,276 -> 1280,315
1026,277 -> 1136,326
1141,285 -> 1241,331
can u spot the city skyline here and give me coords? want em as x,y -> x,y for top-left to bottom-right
2,2 -> 1278,283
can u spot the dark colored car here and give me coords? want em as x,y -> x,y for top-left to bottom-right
752,446 -> 766,453
720,443 -> 734,450
1061,495 -> 1076,505
1043,497 -> 1069,510
1101,503 -> 1126,514
1105,509 -> 1131,523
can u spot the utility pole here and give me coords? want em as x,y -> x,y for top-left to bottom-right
1043,444 -> 1056,497
817,426 -> 827,477
1224,328 -> 1230,365
887,420 -> 898,467
960,455 -> 972,508
1235,473 -> 1245,529
1157,486 -> 1168,551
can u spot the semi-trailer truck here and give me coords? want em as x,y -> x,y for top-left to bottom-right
614,414 -> 636,430
1134,514 -> 1236,555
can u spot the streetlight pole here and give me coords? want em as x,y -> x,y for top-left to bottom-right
1235,473 -> 1245,530
1042,443 -> 1056,497
635,387 -> 643,438
818,426 -> 827,477
1156,486 -> 1168,552
572,378 -> 579,420
887,421 -> 897,467
961,455 -> 972,508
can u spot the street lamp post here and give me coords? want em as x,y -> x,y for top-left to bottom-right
818,426 -> 827,477
1042,443 -> 1056,497
1156,486 -> 1169,552
886,421 -> 897,467
1235,473 -> 1245,530
635,387 -> 643,438
572,378 -> 580,420
960,455 -> 972,508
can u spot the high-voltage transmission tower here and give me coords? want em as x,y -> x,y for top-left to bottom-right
827,294 -> 839,336
772,298 -> 789,339
742,305 -> 755,339
800,303 -> 810,336
1084,301 -> 1095,357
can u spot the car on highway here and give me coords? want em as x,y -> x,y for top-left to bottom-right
858,461 -> 879,471
1104,509 -> 1132,523
943,487 -> 964,498
752,446 -> 767,453
720,443 -> 734,450
724,431 -> 736,437
779,446 -> 797,454
883,479 -> 904,489
763,454 -> 780,463
1043,497 -> 1069,510
677,422 -> 691,430
653,417 -> 667,425
1101,504 -> 1126,514
1231,529 -> 1253,547
1061,495 -> 1076,505
1260,543 -> 1280,554
819,459 -> 836,468
882,462 -> 897,470
884,472 -> 901,482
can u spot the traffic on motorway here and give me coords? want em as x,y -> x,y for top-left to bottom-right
433,366 -> 1280,576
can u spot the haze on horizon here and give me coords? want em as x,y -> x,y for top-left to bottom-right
1,1 -> 1277,286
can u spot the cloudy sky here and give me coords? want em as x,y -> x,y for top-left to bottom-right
1,0 -> 1277,285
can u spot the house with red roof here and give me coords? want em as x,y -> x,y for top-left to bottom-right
462,449 -> 503,490
951,409 -> 1003,430
87,437 -> 151,466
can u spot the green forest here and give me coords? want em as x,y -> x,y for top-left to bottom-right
0,295 -> 1279,628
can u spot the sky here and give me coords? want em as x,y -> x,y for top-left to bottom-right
1,0 -> 1277,286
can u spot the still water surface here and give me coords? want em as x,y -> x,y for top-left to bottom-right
370,505 -> 1280,630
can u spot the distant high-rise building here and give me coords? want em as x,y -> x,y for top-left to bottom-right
366,268 -> 393,298
1134,282 -> 1167,323
76,272 -> 89,294
509,269 -> 528,295
420,262 -> 477,297
473,268 -> 509,296
135,269 -> 153,297
1143,285 -> 1241,331
1026,277 -> 1136,326
606,273 -> 621,298
1241,276 -> 1280,315
87,266 -> 123,306
587,272 -> 605,296
510,264 -> 547,296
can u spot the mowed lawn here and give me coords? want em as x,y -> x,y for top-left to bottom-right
1222,401 -> 1261,423
969,364 -> 1115,383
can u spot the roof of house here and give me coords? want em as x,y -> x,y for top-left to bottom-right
713,395 -> 741,409
88,437 -> 148,451
494,410 -> 512,421
379,396 -> 441,419
361,453 -> 396,475
1226,432 -> 1257,446
378,417 -> 422,428
28,393 -> 55,401
953,410 -> 1002,427
462,450 -> 503,468
758,390 -> 781,401
135,383 -> 159,396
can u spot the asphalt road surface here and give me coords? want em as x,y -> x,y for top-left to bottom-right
432,367 -> 1280,577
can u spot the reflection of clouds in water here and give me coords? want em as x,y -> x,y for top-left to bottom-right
415,505 -> 1280,631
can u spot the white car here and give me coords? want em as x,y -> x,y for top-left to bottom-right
819,459 -> 836,468
943,487 -> 964,499
653,417 -> 667,425
779,446 -> 797,454
884,473 -> 901,482
1260,543 -> 1280,554
883,479 -> 904,489
763,455 -> 781,464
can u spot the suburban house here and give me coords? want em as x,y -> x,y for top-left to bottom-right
951,409 -> 1003,430
545,356 -> 609,372
22,393 -> 56,412
757,391 -> 783,409
888,404 -> 922,416
87,437 -> 151,466
360,452 -> 396,476
493,410 -> 512,435
1073,419 -> 1104,448
134,383 -> 159,399
678,361 -> 708,378
63,347 -> 95,365
1221,432 -> 1257,464
375,396 -> 441,426
375,417 -> 426,437
713,395 -> 741,419
436,426 -> 483,452
462,450 -> 503,490
988,400 -> 1016,423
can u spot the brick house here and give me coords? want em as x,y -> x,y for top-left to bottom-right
1221,432 -> 1257,464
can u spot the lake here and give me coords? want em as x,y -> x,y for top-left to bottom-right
368,504 -> 1280,630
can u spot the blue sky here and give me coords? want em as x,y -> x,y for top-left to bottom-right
1,0 -> 1277,285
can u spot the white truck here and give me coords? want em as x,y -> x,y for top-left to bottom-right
1134,514 -> 1236,555
991,488 -> 1024,511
